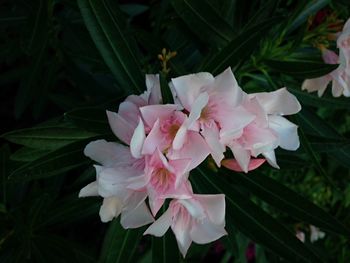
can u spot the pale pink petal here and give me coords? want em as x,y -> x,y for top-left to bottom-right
106,110 -> 134,144
146,74 -> 162,104
262,150 -> 279,169
168,131 -> 210,170
144,208 -> 172,236
243,97 -> 268,128
99,196 -> 123,223
171,72 -> 214,110
140,104 -> 178,127
211,67 -> 244,107
130,118 -> 145,158
142,119 -> 165,154
302,76 -> 331,97
269,115 -> 300,150
243,125 -> 278,157
219,106 -> 255,140
178,199 -> 206,219
194,194 -> 225,225
201,124 -> 225,166
190,218 -> 227,244
169,158 -> 192,188
79,181 -> 98,197
172,125 -> 187,150
229,143 -> 251,173
121,201 -> 154,229
171,211 -> 192,258
253,88 -> 301,115
222,158 -> 265,172
84,140 -> 132,167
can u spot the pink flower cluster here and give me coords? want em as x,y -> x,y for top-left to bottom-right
302,18 -> 350,97
79,67 -> 301,257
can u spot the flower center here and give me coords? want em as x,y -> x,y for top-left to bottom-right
151,167 -> 175,192
160,115 -> 182,141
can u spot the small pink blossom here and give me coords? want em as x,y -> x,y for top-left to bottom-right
144,194 -> 227,257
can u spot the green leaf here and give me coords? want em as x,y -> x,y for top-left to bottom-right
202,17 -> 280,74
99,219 -> 144,263
159,72 -> 174,104
77,0 -> 144,94
8,139 -> 93,182
41,195 -> 100,226
264,60 -> 338,78
286,0 -> 330,33
2,125 -> 97,150
289,88 -> 350,110
10,147 -> 50,162
192,167 -> 324,263
171,0 -> 234,48
0,144 -> 10,205
64,107 -> 110,134
223,168 -> 350,235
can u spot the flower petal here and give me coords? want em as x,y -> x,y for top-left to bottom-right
194,194 -> 225,225
106,110 -> 134,144
146,74 -> 162,104
171,72 -> 214,110
190,218 -> 227,244
144,208 -> 172,236
130,118 -> 146,158
222,158 -> 265,172
229,143 -> 251,173
121,201 -> 154,229
269,115 -> 300,150
253,88 -> 301,115
302,76 -> 331,97
99,196 -> 123,223
79,181 -> 98,197
140,104 -> 178,128
201,124 -> 225,166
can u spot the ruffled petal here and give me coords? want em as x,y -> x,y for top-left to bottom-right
253,88 -> 301,115
269,115 -> 300,150
140,104 -> 178,127
171,72 -> 214,110
99,196 -> 123,223
121,201 -> 154,229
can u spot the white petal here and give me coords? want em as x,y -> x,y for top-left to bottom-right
262,150 -> 279,169
106,110 -> 134,144
144,208 -> 172,236
121,201 -> 154,229
201,124 -> 225,166
253,88 -> 301,115
229,143 -> 251,173
171,72 -> 214,110
130,119 -> 145,158
190,218 -> 227,244
194,194 -> 225,225
146,74 -> 162,104
269,115 -> 300,150
79,181 -> 98,197
99,196 -> 123,223
84,139 -> 132,167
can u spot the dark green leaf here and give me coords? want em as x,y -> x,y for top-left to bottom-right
99,219 -> 144,263
202,17 -> 280,74
159,72 -> 174,104
8,139 -> 93,182
65,107 -> 110,134
224,168 -> 350,235
0,144 -> 10,205
171,0 -> 234,48
2,125 -> 97,150
10,147 -> 50,162
264,60 -> 338,78
192,167 -> 324,263
77,0 -> 144,94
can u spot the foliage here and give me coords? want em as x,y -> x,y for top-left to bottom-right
1,0 -> 350,262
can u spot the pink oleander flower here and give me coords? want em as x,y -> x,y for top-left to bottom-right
106,74 -> 162,145
171,67 -> 255,166
310,225 -> 325,243
221,88 -> 301,172
79,140 -> 154,228
144,194 -> 227,257
302,18 -> 350,97
127,149 -> 193,216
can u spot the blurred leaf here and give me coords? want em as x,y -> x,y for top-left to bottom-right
0,144 -> 10,205
202,17 -> 280,74
64,107 -> 110,134
264,60 -> 338,78
77,0 -> 144,94
10,147 -> 50,162
41,195 -> 99,226
224,168 -> 350,235
2,125 -> 97,150
8,139 -> 93,182
172,0 -> 234,48
99,219 -> 144,263
286,0 -> 329,33
120,4 -> 149,17
289,88 -> 350,110
193,167 -> 324,263
152,213 -> 179,263
159,72 -> 174,104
